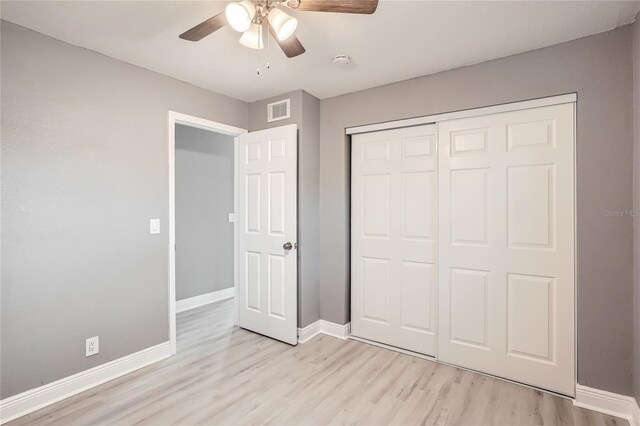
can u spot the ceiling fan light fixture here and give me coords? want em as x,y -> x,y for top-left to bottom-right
225,1 -> 256,33
268,8 -> 298,41
239,23 -> 264,49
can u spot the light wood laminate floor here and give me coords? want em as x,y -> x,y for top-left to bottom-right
9,299 -> 625,425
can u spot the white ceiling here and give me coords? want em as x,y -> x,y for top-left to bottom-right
2,1 -> 639,102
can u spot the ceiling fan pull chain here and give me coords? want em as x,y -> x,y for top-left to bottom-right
257,23 -> 263,75
266,22 -> 271,70
256,50 -> 260,75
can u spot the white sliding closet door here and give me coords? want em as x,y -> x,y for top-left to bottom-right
437,103 -> 575,396
351,124 -> 437,356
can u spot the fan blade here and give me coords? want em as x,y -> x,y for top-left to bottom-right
179,12 -> 227,41
286,0 -> 378,14
269,24 -> 306,58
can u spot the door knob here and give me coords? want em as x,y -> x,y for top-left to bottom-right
283,242 -> 293,250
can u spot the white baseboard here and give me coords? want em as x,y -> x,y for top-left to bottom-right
574,384 -> 640,425
297,320 -> 322,343
176,287 -> 234,313
297,320 -> 350,343
320,320 -> 350,340
0,342 -> 172,424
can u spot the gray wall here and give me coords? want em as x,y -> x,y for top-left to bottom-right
0,21 -> 247,399
633,18 -> 640,405
248,90 -> 321,328
319,27 -> 635,395
299,92 -> 321,328
175,125 -> 234,301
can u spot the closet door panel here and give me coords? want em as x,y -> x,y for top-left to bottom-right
437,103 -> 575,396
352,124 -> 437,356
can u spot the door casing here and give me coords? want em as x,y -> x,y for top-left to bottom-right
168,111 -> 247,355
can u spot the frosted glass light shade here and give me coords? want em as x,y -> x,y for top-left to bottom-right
226,1 -> 256,33
268,8 -> 298,41
239,23 -> 264,49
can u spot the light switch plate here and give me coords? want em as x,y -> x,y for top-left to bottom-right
150,219 -> 160,234
228,213 -> 235,223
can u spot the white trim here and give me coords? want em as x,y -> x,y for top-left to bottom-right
170,111 -> 247,136
572,102 -> 579,396
574,385 -> 640,425
345,93 -> 577,135
233,137 -> 240,327
168,111 -> 247,355
320,320 -> 350,340
0,342 -> 171,424
297,321 -> 322,343
175,288 -> 234,313
297,321 -> 350,343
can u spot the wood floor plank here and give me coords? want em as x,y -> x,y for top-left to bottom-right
7,299 -> 627,426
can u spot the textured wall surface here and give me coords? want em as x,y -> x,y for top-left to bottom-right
299,91 -> 321,327
1,22 -> 247,399
248,90 -> 321,328
175,125 -> 234,301
319,27 -> 635,395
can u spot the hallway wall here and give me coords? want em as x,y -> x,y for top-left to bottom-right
175,125 -> 234,301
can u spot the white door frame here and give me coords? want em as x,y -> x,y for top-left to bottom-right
168,111 -> 247,355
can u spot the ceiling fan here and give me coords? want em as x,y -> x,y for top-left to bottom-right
179,0 -> 379,58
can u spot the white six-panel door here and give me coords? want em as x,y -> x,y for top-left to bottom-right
437,103 -> 575,396
237,124 -> 298,345
351,124 -> 438,356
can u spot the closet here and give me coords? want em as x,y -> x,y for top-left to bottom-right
350,98 -> 575,396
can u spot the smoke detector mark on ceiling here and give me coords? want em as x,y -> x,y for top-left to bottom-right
332,55 -> 351,67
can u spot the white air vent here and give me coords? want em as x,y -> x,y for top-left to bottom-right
267,99 -> 291,122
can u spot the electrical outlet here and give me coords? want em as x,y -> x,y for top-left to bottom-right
228,213 -> 235,223
86,336 -> 99,357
